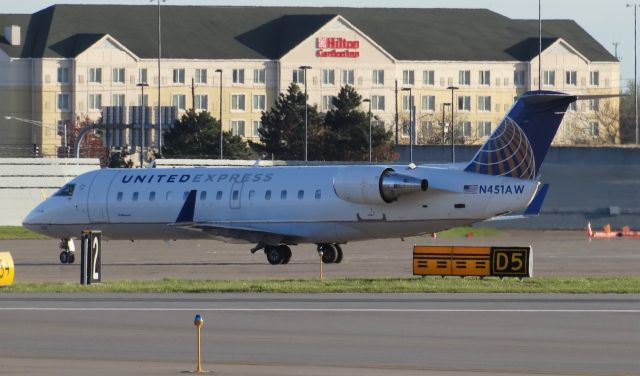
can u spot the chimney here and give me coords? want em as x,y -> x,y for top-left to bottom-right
4,25 -> 20,46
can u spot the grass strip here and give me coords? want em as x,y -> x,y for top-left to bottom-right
436,226 -> 501,238
2,276 -> 639,294
0,226 -> 49,240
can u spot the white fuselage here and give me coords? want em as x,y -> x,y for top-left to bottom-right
23,164 -> 538,244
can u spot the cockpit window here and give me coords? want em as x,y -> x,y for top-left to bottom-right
54,184 -> 75,197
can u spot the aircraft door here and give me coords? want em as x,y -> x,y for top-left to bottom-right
87,171 -> 115,222
229,182 -> 243,209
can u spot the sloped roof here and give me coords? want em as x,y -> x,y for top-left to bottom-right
0,5 -> 617,62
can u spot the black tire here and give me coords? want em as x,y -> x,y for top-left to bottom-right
265,246 -> 284,265
333,244 -> 343,264
67,252 -> 75,264
59,251 -> 69,264
279,245 -> 292,264
320,244 -> 336,264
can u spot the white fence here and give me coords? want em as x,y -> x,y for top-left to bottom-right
0,158 -> 100,225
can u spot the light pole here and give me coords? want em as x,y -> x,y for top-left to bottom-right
441,102 -> 450,145
629,3 -> 640,144
137,82 -> 149,167
401,87 -> 414,163
3,116 -> 62,157
215,69 -> 223,159
151,0 -> 166,153
300,65 -> 312,162
363,98 -> 372,162
447,86 -> 459,163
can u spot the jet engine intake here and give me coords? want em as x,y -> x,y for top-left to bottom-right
333,167 -> 428,205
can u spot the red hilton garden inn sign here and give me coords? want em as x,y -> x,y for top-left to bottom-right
316,37 -> 360,58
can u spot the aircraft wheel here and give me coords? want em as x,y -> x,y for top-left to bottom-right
333,244 -> 343,264
265,246 -> 284,265
59,251 -> 73,264
319,244 -> 336,264
68,252 -> 75,264
279,245 -> 292,264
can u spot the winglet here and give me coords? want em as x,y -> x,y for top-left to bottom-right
523,184 -> 549,216
175,190 -> 197,224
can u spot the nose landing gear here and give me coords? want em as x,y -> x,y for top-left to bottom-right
59,239 -> 75,264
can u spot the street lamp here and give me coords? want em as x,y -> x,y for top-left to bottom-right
215,69 -> 223,159
628,3 -> 640,144
446,86 -> 459,163
441,102 -> 450,145
401,87 -> 414,163
4,116 -> 63,157
137,82 -> 149,167
363,98 -> 373,162
299,65 -> 312,162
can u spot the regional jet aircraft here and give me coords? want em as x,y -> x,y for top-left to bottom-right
23,90 -> 574,265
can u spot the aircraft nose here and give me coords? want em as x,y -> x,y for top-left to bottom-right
22,207 -> 44,229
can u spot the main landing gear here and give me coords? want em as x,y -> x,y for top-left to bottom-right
59,238 -> 75,264
252,243 -> 344,265
264,245 -> 292,265
317,243 -> 343,264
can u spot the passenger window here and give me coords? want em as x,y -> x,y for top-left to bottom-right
149,191 -> 155,201
232,190 -> 239,200
54,184 -> 75,197
117,192 -> 123,202
281,190 -> 287,200
298,190 -> 304,200
216,191 -> 222,200
132,192 -> 139,201
166,191 -> 173,201
248,190 -> 255,200
315,189 -> 322,199
200,191 -> 207,201
265,190 -> 271,200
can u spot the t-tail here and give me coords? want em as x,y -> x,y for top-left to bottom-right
465,90 -> 576,179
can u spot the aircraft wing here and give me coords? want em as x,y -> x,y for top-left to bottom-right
168,190 -> 286,245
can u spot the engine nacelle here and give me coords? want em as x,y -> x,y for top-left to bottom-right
333,167 -> 428,205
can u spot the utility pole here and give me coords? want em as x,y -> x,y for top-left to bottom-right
394,80 -> 399,144
191,77 -> 196,111
539,0 -> 542,91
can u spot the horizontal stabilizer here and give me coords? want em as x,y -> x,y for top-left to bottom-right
173,189 -> 197,224
523,183 -> 549,216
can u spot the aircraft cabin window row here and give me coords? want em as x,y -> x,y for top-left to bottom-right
114,189 -> 323,202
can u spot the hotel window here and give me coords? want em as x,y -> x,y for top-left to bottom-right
89,68 -> 102,83
112,94 -> 125,106
57,93 -> 70,111
233,69 -> 245,84
544,70 -> 555,86
254,68 -> 266,84
172,94 -> 186,110
231,120 -> 245,136
420,121 -> 433,135
589,98 -> 599,111
402,95 -> 415,112
195,69 -> 207,84
138,68 -> 148,84
423,70 -> 434,86
252,120 -> 262,137
371,95 -> 385,111
421,95 -> 435,112
478,96 -> 491,112
57,67 -> 69,83
173,68 -> 185,84
590,71 -> 600,86
402,70 -> 415,85
478,121 -> 492,137
292,69 -> 304,84
112,68 -> 125,84
589,121 -> 600,137
342,69 -> 355,85
568,101 -> 577,112
458,96 -> 471,111
565,71 -> 577,86
322,95 -> 335,111
89,94 -> 102,110
372,119 -> 385,129
138,94 -> 148,106
514,70 -> 525,86
458,70 -> 470,85
479,70 -> 490,86
459,121 -> 472,137
401,120 -> 411,138
195,94 -> 208,110
231,94 -> 246,111
253,94 -> 266,111
372,69 -> 384,85
322,69 -> 335,85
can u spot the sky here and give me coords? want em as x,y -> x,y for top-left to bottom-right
2,0 -> 635,81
